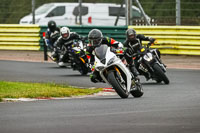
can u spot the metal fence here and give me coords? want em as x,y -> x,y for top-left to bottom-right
0,0 -> 199,26
138,0 -> 200,26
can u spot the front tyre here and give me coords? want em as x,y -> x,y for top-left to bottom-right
78,60 -> 88,75
107,71 -> 129,99
153,63 -> 170,84
79,67 -> 88,75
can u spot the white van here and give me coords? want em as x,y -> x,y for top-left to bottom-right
19,3 -> 150,26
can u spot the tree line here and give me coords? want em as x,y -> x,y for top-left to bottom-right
0,0 -> 199,25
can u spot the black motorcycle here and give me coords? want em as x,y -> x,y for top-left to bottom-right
135,43 -> 170,84
59,40 -> 91,75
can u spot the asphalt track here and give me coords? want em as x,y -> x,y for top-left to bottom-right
0,60 -> 200,133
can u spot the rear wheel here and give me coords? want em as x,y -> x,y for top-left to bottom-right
153,63 -> 169,84
156,79 -> 162,83
107,71 -> 129,99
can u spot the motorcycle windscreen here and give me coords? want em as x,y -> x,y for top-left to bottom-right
94,45 -> 108,60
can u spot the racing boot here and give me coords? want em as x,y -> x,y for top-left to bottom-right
129,65 -> 139,78
90,70 -> 104,83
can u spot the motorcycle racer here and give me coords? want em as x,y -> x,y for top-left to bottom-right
124,28 -> 157,80
86,29 -> 123,83
53,26 -> 85,66
45,20 -> 60,52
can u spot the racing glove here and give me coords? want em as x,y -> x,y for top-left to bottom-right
149,37 -> 156,44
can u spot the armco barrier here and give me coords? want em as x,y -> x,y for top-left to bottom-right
1,24 -> 200,56
0,24 -> 41,50
129,26 -> 200,55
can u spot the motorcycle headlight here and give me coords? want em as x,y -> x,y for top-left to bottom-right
143,53 -> 153,62
107,57 -> 115,66
100,58 -> 106,64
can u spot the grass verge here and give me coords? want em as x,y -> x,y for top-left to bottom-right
0,81 -> 102,102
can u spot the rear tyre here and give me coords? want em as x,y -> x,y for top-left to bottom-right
107,71 -> 129,99
156,79 -> 162,83
153,63 -> 170,84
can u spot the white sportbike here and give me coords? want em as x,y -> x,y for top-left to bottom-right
94,45 -> 143,98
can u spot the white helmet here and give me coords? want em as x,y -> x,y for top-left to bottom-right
60,27 -> 70,40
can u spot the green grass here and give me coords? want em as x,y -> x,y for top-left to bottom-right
0,81 -> 102,101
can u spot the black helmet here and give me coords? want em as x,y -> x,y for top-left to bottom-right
126,28 -> 136,42
88,29 -> 103,47
48,20 -> 56,32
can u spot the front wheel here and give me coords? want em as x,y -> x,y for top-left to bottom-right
153,63 -> 170,84
107,71 -> 129,99
76,58 -> 88,75
79,65 -> 88,75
